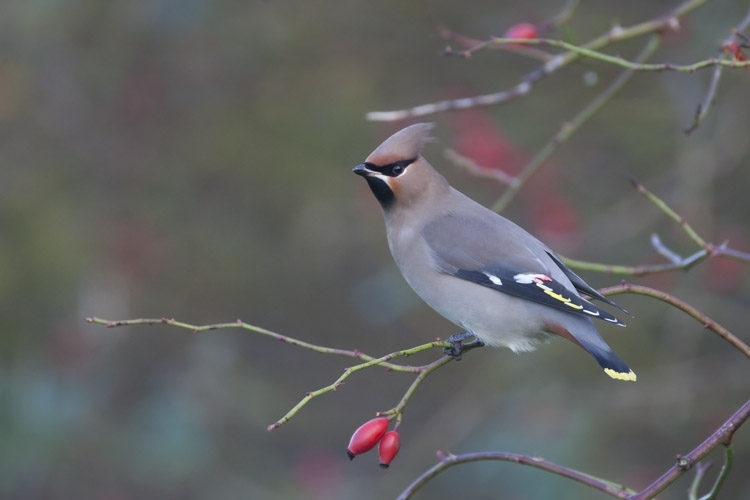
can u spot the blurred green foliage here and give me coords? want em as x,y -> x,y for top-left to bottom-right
1,0 -> 748,498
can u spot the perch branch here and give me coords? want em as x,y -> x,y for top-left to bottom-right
85,317 -> 461,431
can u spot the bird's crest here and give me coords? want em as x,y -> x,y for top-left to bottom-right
366,123 -> 435,165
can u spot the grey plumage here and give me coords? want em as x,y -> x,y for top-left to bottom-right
353,123 -> 635,381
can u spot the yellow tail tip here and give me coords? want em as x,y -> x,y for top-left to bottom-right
604,368 -> 637,382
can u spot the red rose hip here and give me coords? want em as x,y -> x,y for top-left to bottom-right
346,417 -> 389,460
503,22 -> 538,40
378,431 -> 401,468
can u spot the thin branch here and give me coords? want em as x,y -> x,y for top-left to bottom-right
379,355 -> 454,429
367,0 -> 707,121
685,7 -> 750,134
267,341 -> 451,431
688,462 -> 712,500
629,178 -> 707,247
562,254 -> 706,276
397,451 -> 635,500
437,26 -> 552,62
85,316 -> 428,373
85,317 -> 459,431
650,233 -> 686,263
490,35 -> 662,212
444,148 -> 517,186
630,400 -> 750,500
398,400 -> 749,500
480,37 -> 750,72
562,179 -> 750,276
437,0 -> 580,63
599,284 -> 750,358
544,0 -> 580,29
699,445 -> 733,500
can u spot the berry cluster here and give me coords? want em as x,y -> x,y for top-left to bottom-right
346,417 -> 401,468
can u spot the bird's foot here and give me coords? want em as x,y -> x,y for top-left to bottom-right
443,332 -> 484,360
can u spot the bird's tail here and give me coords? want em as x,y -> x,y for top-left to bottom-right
579,337 -> 636,382
547,321 -> 636,381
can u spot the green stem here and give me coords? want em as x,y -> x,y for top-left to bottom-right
491,35 -> 662,212
86,316 -> 425,373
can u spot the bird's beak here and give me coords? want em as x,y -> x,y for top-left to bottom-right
352,163 -> 371,177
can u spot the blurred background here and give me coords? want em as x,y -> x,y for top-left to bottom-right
1,0 -> 749,498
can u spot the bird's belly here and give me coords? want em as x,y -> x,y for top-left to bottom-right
402,269 -> 551,352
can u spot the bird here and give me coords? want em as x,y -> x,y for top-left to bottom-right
352,123 -> 636,381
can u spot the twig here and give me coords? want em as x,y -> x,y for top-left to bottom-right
698,446 -> 733,500
267,341 -> 451,431
629,177 -> 707,247
438,26 -> 552,62
544,0 -> 580,29
379,355 -> 454,428
437,0 -> 580,63
479,37 -> 750,72
688,462 -> 712,500
85,316 -> 423,373
562,179 -> 750,275
629,400 -> 749,500
85,316 -> 458,431
490,35 -> 662,212
651,233 -> 686,263
398,400 -> 749,500
396,451 -> 635,500
367,0 -> 707,121
599,283 -> 750,358
444,148 -> 517,186
685,7 -> 750,134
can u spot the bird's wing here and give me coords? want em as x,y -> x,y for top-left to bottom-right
422,213 -> 625,326
545,251 -> 631,316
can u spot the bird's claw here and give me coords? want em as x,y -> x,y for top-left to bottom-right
443,332 -> 484,360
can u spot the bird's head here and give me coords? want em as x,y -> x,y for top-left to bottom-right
353,123 -> 447,210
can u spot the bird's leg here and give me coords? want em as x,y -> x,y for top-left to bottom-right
443,331 -> 485,360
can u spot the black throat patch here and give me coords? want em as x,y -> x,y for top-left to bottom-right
364,176 -> 395,209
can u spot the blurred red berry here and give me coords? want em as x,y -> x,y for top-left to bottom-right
346,417 -> 389,460
723,41 -> 747,62
451,109 -> 526,176
378,431 -> 401,468
504,23 -> 538,41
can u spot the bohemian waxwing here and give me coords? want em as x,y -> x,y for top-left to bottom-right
353,123 -> 636,381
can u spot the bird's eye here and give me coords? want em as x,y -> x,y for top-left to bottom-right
392,164 -> 404,175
